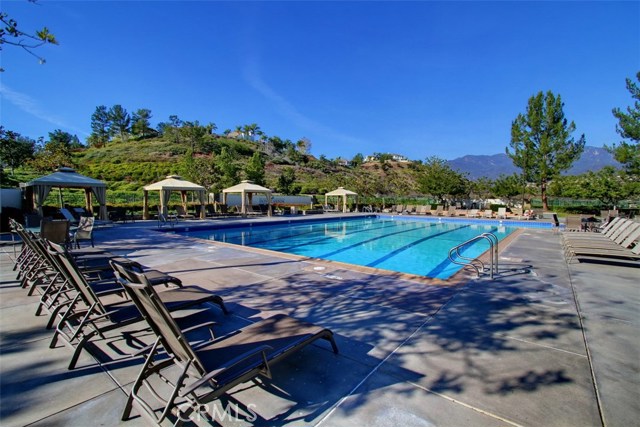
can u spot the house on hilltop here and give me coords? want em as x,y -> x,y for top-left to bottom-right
364,153 -> 410,163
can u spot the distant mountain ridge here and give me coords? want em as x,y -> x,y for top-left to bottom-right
447,146 -> 620,180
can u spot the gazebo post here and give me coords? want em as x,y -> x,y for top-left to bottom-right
241,190 -> 247,217
343,195 -> 347,213
181,191 -> 188,213
84,189 -> 93,216
199,190 -> 205,219
143,190 -> 149,220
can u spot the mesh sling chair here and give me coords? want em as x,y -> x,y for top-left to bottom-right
46,242 -> 228,369
40,219 -> 71,246
73,216 -> 95,248
112,263 -> 338,426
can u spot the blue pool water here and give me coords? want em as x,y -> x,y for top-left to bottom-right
176,217 -> 519,279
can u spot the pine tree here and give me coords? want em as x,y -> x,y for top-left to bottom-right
507,91 -> 586,210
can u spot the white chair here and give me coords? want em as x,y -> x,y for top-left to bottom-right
73,216 -> 95,248
497,207 -> 508,219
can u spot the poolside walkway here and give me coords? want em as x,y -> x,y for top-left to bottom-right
0,216 -> 637,426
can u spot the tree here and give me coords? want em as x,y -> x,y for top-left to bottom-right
89,105 -> 111,147
131,108 -> 153,139
588,168 -> 624,208
164,115 -> 183,143
242,123 -> 262,141
470,177 -> 493,202
267,136 -> 287,153
507,91 -> 586,210
29,129 -> 74,172
609,72 -> 640,175
180,121 -> 207,151
0,127 -> 35,173
277,167 -> 296,194
296,137 -> 311,154
492,174 -> 522,205
417,156 -> 467,204
0,1 -> 58,72
245,151 -> 265,185
215,147 -> 238,190
108,105 -> 130,142
351,153 -> 364,167
181,148 -> 219,190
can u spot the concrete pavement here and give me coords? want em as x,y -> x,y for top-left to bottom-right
1,217 -> 637,426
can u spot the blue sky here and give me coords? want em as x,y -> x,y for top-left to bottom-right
1,1 -> 638,161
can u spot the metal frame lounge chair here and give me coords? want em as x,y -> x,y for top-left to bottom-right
46,243 -> 228,369
59,208 -> 79,225
175,206 -> 195,219
114,265 -> 338,426
564,221 -> 640,250
567,242 -> 640,264
40,219 -> 71,246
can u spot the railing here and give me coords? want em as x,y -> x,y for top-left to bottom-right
448,232 -> 498,278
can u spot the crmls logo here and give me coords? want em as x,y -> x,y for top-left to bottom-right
177,402 -> 258,423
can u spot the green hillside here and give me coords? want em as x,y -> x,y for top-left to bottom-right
25,134 -> 423,207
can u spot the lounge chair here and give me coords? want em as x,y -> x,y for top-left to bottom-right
434,205 -> 444,216
446,206 -> 457,217
567,241 -> 640,264
175,206 -> 195,219
73,216 -> 95,248
466,209 -> 479,218
40,219 -> 70,246
59,208 -> 80,225
564,221 -> 640,251
412,205 -> 424,215
46,243 -> 228,369
114,264 -> 338,426
496,207 -> 507,219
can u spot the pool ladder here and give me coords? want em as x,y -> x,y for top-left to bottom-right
448,232 -> 499,278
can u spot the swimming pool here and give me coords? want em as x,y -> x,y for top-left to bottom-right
176,216 -> 519,279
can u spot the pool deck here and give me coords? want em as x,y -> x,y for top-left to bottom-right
1,214 -> 638,426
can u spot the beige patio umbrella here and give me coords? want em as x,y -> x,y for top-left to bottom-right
222,180 -> 272,217
142,175 -> 206,219
325,187 -> 358,213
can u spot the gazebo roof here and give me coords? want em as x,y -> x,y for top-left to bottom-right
143,175 -> 205,192
222,180 -> 272,194
325,186 -> 357,196
25,167 -> 106,188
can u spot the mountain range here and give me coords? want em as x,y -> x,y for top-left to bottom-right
447,146 -> 620,180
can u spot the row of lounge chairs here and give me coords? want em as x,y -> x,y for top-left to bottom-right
384,205 -> 538,219
562,216 -> 640,265
7,219 -> 338,425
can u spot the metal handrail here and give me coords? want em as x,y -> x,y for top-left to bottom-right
448,232 -> 499,278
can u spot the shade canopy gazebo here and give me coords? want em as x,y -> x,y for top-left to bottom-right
23,167 -> 108,220
143,175 -> 206,220
222,180 -> 272,217
325,187 -> 358,213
